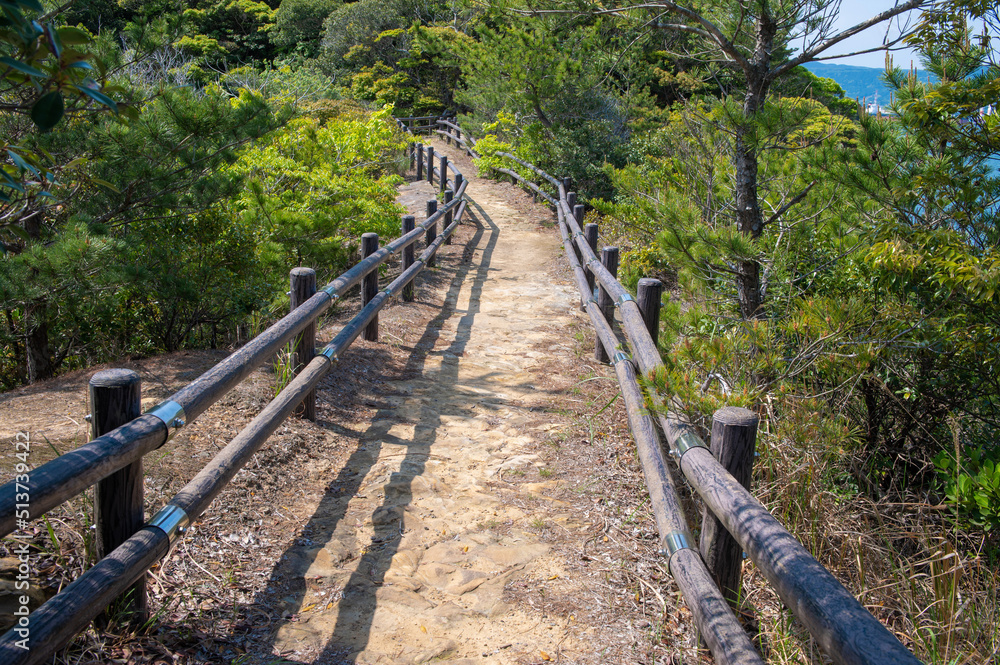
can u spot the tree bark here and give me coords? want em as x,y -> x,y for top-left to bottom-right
25,302 -> 54,383
730,11 -> 776,320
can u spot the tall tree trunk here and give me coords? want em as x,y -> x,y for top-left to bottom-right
731,12 -> 776,320
25,302 -> 54,383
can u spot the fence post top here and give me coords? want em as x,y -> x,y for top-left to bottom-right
290,266 -> 316,277
90,368 -> 140,387
712,406 -> 758,427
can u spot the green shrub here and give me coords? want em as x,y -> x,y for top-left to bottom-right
935,446 -> 1000,532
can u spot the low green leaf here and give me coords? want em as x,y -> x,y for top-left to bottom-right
75,84 -> 117,112
30,90 -> 64,130
56,26 -> 91,45
0,55 -> 45,78
16,0 -> 45,13
7,150 -> 39,176
45,24 -> 61,58
91,178 -> 121,194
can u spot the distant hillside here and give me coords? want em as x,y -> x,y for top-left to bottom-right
802,62 -> 937,104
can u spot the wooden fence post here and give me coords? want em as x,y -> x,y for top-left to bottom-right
637,278 -> 663,348
426,147 -> 434,185
426,199 -> 438,268
402,215 -> 416,302
595,246 -> 619,363
562,177 -> 573,193
584,222 -> 598,296
416,143 -> 424,180
567,191 -> 577,209
700,406 -> 758,608
439,154 -> 448,193
362,234 -> 379,341
454,173 -> 463,196
443,189 -> 454,244
290,267 -> 317,420
90,369 -> 146,625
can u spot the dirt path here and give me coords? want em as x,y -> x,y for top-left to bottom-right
263,143 -> 610,664
1,140 -> 692,664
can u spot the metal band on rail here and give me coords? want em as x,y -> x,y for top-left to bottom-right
658,530 -> 696,558
616,293 -> 635,307
146,401 -> 186,440
321,285 -> 342,299
147,504 -> 190,546
612,351 -> 632,366
319,347 -> 339,362
672,430 -> 709,458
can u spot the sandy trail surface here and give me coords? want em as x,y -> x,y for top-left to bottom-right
264,142 -> 603,664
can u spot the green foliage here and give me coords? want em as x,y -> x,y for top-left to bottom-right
936,446 -> 1000,531
222,106 -> 406,282
456,16 -> 630,198
273,0 -> 341,55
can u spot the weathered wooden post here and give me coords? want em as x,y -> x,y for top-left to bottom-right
362,234 -> 379,341
700,406 -> 758,608
595,246 -> 619,363
584,221 -> 598,296
290,267 -> 317,420
567,191 -> 577,210
402,215 -> 416,302
426,199 -> 438,267
456,127 -> 461,145
454,173 -> 464,196
637,278 -> 663,348
439,154 -> 448,193
90,369 -> 146,625
562,177 -> 573,195
426,147 -> 434,185
416,143 -> 424,180
443,189 -> 454,244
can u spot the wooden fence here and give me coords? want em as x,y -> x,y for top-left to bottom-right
0,113 -> 926,665
0,128 -> 467,664
441,117 -> 925,665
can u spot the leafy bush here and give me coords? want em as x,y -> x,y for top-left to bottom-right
935,446 -> 1000,532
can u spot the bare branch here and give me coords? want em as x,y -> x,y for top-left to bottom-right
773,0 -> 929,79
763,180 -> 817,228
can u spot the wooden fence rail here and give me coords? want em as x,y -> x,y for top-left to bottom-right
471,136 -> 923,665
0,130 -> 468,663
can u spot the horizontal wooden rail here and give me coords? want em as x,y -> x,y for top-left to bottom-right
556,206 -> 762,665
495,151 -> 561,189
494,166 -> 557,206
0,188 -> 470,665
0,167 -> 467,540
551,189 -> 921,665
469,141 -> 921,665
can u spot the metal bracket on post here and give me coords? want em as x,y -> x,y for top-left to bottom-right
672,430 -> 709,459
319,347 -> 339,363
147,504 -> 190,547
658,530 -> 696,560
615,293 -> 635,307
146,401 -> 186,441
320,285 -> 341,301
612,351 -> 632,366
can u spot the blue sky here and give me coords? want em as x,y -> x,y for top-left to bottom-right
815,0 -> 923,69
